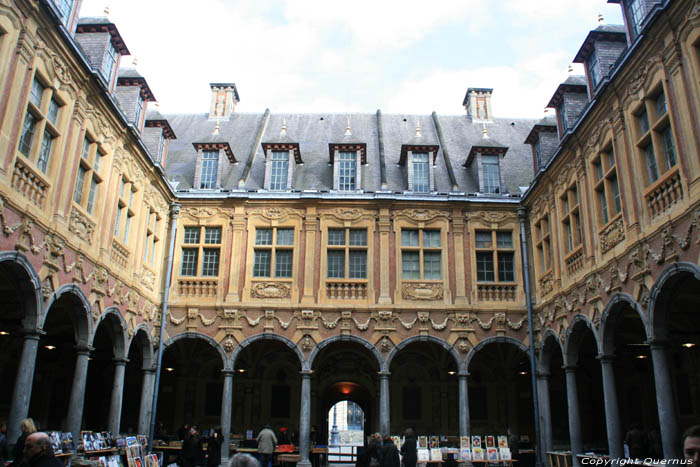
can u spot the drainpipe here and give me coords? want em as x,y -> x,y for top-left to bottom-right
518,207 -> 543,467
149,203 -> 181,452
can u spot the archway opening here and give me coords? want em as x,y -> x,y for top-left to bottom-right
121,330 -> 150,434
468,342 -> 533,442
157,337 -> 224,435
327,398 -> 365,446
389,340 -> 459,436
541,336 -> 569,449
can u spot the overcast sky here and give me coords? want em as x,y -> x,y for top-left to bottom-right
79,0 -> 623,118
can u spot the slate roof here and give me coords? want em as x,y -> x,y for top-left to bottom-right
547,75 -> 588,108
163,111 -> 538,196
573,24 -> 627,63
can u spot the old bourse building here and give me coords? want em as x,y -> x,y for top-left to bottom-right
0,0 -> 698,465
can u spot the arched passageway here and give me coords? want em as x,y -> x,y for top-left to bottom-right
539,332 -> 569,452
121,328 -> 154,434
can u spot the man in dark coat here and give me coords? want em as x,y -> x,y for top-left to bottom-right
400,428 -> 417,467
379,436 -> 400,467
180,426 -> 203,467
23,433 -> 63,467
206,429 -> 223,467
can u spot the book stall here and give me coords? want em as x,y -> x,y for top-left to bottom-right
41,430 -> 163,467
390,433 -> 516,466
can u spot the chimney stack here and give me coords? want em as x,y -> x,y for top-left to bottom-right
209,83 -> 240,120
463,88 -> 494,123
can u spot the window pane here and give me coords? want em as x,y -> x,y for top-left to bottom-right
37,130 -> 53,172
30,79 -> 44,107
476,252 -> 495,282
475,231 -> 492,248
73,165 -> 86,204
200,150 -> 219,189
184,226 -> 200,244
277,228 -> 294,245
644,144 -> 658,183
498,252 -> 515,282
639,110 -> 649,134
101,42 -> 117,81
327,250 -> 345,278
270,151 -> 289,191
19,112 -> 36,157
328,229 -> 346,245
338,151 -> 356,191
423,230 -> 441,248
349,251 -> 367,279
594,160 -> 603,180
588,49 -> 600,88
181,248 -> 198,276
611,176 -> 621,214
253,250 -> 271,277
47,98 -> 60,125
496,231 -> 512,248
423,252 -> 441,279
655,92 -> 667,117
82,138 -> 91,160
402,251 -> 420,279
204,227 -> 222,244
124,215 -> 131,243
349,229 -> 367,246
662,127 -> 677,169
275,250 -> 293,278
412,152 -> 430,193
599,189 -> 609,225
202,248 -> 220,276
255,228 -> 272,245
113,207 -> 122,236
86,177 -> 98,213
482,155 -> 501,193
401,230 -> 419,247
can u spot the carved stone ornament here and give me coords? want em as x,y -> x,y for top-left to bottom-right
539,271 -> 554,296
690,0 -> 700,20
142,269 -> 155,291
326,208 -> 371,222
184,207 -> 232,219
457,339 -> 470,354
401,283 -> 444,301
379,336 -> 393,353
300,335 -> 315,352
586,120 -> 609,150
396,209 -> 447,222
600,217 -> 625,254
251,207 -> 302,221
69,208 -> 95,245
628,55 -> 660,96
223,336 -> 236,353
465,210 -> 517,225
251,282 -> 291,299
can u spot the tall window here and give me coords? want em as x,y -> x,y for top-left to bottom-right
200,150 -> 219,189
338,151 -> 357,191
253,228 -> 294,278
326,228 -> 367,279
412,153 -> 430,193
18,77 -> 62,173
73,135 -> 104,214
593,144 -> 622,226
181,226 -> 221,276
270,151 -> 289,191
626,0 -> 645,38
635,88 -> 677,186
559,101 -> 569,133
113,177 -> 136,245
143,209 -> 161,266
101,41 -> 117,83
475,231 -> 514,282
560,183 -> 582,253
482,155 -> 501,193
534,216 -> 552,275
401,229 -> 441,280
587,48 -> 601,89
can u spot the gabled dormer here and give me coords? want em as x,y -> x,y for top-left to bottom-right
524,116 -> 559,173
143,106 -> 176,167
75,17 -> 129,92
329,119 -> 366,192
261,120 -> 302,191
192,122 -> 235,190
607,0 -> 663,43
398,123 -> 439,193
547,75 -> 588,139
114,68 -> 156,132
573,24 -> 627,96
465,127 -> 508,194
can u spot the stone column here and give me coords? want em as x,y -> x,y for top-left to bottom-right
221,370 -> 234,461
301,209 -> 318,304
599,355 -> 623,459
225,206 -> 246,302
108,358 -> 128,434
379,371 -> 391,435
536,372 -> 553,454
458,374 -> 469,437
650,343 -> 681,459
138,368 -> 156,435
67,347 -> 92,442
7,330 -> 42,443
452,211 -> 468,304
378,209 -> 391,304
564,366 -> 583,466
298,370 -> 312,467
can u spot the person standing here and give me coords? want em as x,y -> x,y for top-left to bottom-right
624,424 -> 646,459
207,429 -> 223,467
368,433 -> 382,467
401,428 -> 417,467
683,425 -> 700,465
1,422 -> 9,465
22,433 -> 62,467
11,418 -> 37,467
256,426 -> 277,467
180,426 -> 203,467
379,435 -> 399,467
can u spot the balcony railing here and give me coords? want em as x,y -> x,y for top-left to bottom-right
326,281 -> 367,300
12,158 -> 48,208
178,278 -> 218,297
565,246 -> 584,276
477,283 -> 517,301
645,167 -> 683,218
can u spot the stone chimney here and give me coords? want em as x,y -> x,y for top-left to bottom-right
209,83 -> 239,120
463,88 -> 494,123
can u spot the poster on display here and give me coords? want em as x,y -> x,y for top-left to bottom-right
61,432 -> 74,452
459,436 -> 470,449
486,447 -> 499,461
498,436 -> 508,448
418,436 -> 428,449
500,448 -> 512,460
471,436 -> 481,449
429,436 -> 439,448
417,449 -> 430,462
486,436 -> 495,448
49,432 -> 62,454
430,448 -> 442,461
472,447 -> 484,460
460,448 -> 472,461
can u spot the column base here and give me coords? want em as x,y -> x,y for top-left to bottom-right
296,460 -> 312,467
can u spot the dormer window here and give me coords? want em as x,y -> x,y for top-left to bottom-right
482,155 -> 501,194
338,151 -> 357,191
329,120 -> 366,192
261,130 -> 302,191
270,151 -> 289,190
412,153 -> 430,193
399,138 -> 439,194
587,49 -> 601,89
54,0 -> 74,27
134,93 -> 145,128
144,111 -> 176,166
626,0 -> 645,38
102,42 -> 117,84
559,101 -> 569,133
200,150 -> 219,189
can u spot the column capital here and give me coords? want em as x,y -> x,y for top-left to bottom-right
457,372 -> 469,379
563,365 -> 577,373
113,357 -> 129,366
378,371 -> 391,378
221,369 -> 235,377
75,345 -> 93,355
142,367 -> 156,374
597,354 -> 615,363
19,328 -> 45,340
300,370 -> 313,377
170,203 -> 182,220
536,371 -> 551,378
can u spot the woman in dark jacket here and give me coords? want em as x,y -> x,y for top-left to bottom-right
206,429 -> 223,467
180,427 -> 203,467
379,436 -> 400,467
368,433 -> 382,467
400,428 -> 417,467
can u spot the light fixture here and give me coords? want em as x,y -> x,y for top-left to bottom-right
88,357 -> 93,361
0,331 -> 9,336
447,371 -> 456,376
44,345 -> 56,350
682,343 -> 696,348
237,368 -> 246,373
636,355 -> 647,359
165,367 -> 174,372
519,371 -> 527,375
